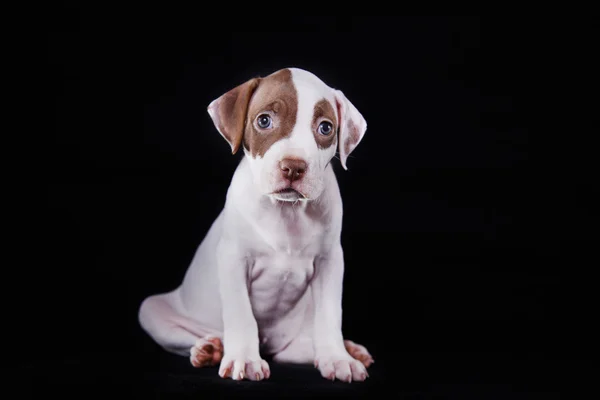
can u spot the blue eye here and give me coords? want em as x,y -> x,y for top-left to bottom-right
257,114 -> 272,129
318,121 -> 333,135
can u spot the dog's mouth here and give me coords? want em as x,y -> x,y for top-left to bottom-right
270,188 -> 306,202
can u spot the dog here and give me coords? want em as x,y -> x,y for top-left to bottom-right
138,67 -> 373,382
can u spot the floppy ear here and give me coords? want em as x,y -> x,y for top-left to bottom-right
207,78 -> 260,154
334,89 -> 367,170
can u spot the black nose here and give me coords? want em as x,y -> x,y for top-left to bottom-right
280,158 -> 307,181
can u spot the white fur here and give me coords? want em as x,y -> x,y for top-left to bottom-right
138,68 -> 368,382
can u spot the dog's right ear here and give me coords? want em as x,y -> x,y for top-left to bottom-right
207,78 -> 260,154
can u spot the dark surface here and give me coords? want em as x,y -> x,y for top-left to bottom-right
17,11 -> 597,398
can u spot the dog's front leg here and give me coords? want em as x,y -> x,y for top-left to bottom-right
216,241 -> 270,381
312,244 -> 368,382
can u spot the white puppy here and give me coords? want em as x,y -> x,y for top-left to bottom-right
138,67 -> 373,382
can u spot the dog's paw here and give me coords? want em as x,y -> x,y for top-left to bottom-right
344,339 -> 374,368
218,353 -> 270,381
190,336 -> 223,367
314,353 -> 368,383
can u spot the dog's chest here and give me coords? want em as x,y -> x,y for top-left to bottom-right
244,202 -> 327,323
248,252 -> 314,321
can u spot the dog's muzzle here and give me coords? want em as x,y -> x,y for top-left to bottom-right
271,188 -> 306,202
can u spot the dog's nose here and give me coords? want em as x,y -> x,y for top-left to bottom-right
280,158 -> 307,181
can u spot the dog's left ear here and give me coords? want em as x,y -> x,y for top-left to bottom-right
334,89 -> 367,170
207,78 -> 260,154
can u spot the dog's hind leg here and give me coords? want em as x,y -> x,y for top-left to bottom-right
138,291 -> 223,367
344,340 -> 374,368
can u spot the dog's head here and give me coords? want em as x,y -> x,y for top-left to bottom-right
207,68 -> 366,202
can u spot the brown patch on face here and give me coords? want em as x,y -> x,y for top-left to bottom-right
243,69 -> 298,158
343,120 -> 361,156
312,99 -> 337,150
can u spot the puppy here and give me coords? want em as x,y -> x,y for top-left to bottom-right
139,67 -> 372,382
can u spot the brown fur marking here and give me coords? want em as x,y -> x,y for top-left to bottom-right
312,98 -> 338,150
343,120 -> 361,156
212,78 -> 260,154
243,69 -> 298,158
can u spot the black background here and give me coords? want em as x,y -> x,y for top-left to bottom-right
19,11 -> 598,398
